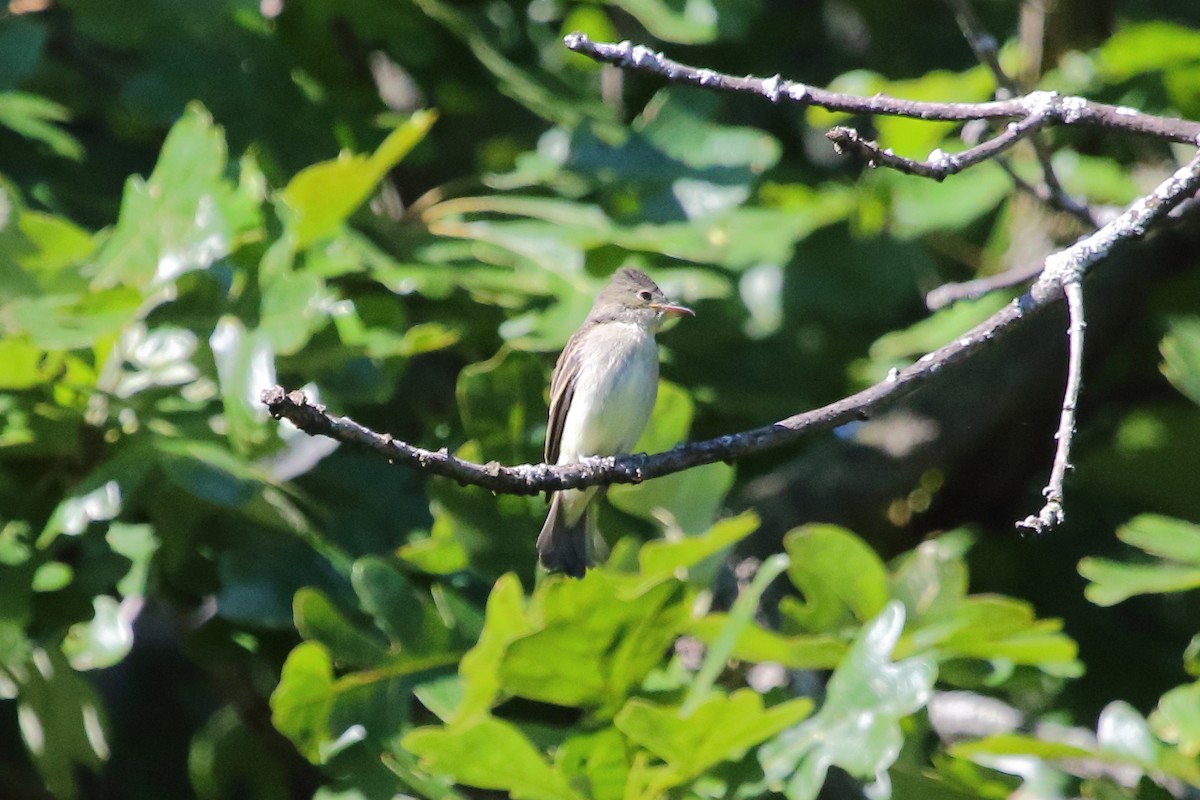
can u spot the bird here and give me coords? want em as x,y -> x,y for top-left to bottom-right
537,267 -> 693,577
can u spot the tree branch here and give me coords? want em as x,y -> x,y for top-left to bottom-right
263,148 -> 1200,518
826,109 -> 1049,181
1019,278 -> 1085,533
925,260 -> 1045,310
562,33 -> 1200,145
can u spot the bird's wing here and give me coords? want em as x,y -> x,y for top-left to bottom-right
545,329 -> 586,466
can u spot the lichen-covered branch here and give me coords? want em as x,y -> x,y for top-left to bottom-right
1019,279 -> 1085,533
563,33 -> 1200,145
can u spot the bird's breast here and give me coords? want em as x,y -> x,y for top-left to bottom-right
557,323 -> 659,464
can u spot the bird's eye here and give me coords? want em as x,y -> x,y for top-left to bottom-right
638,290 -> 653,302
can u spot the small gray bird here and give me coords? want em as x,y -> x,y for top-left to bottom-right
537,268 -> 693,577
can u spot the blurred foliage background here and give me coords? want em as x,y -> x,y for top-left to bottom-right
2,0 -> 1200,798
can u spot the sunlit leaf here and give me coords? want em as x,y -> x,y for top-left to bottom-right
686,616 -> 846,669
616,690 -> 813,785
405,715 -> 584,800
636,510 -> 758,583
454,574 -> 532,722
1080,515 -> 1200,605
760,602 -> 937,800
498,573 -> 686,712
270,642 -> 335,763
781,524 -> 889,633
280,110 -> 436,248
0,91 -> 83,160
91,102 -> 260,290
1151,681 -> 1200,757
13,648 -> 110,798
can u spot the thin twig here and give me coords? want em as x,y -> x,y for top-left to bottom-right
1011,153 -> 1200,530
945,0 -> 1012,98
828,110 -> 1049,181
993,157 -> 1097,228
263,150 -> 1200,508
943,0 -> 1096,225
1018,279 -> 1085,533
563,33 -> 1200,145
925,260 -> 1044,310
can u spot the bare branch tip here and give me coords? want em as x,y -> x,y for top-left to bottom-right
1016,501 -> 1064,535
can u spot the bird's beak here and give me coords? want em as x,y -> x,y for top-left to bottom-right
651,303 -> 695,317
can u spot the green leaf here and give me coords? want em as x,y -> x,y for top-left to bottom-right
16,210 -> 95,275
1095,21 -> 1200,80
855,294 -> 1010,384
498,574 -> 686,712
258,269 -> 328,355
209,317 -> 275,453
602,0 -> 720,44
31,561 -> 72,592
404,716 -> 584,800
949,733 -> 1096,762
5,286 -> 142,351
556,727 -> 628,800
952,701 -> 1176,782
609,461 -> 734,537
398,525 -> 470,576
636,510 -> 758,583
1118,514 -> 1200,563
1097,701 -> 1158,766
1151,681 -> 1200,757
952,701 -> 1183,788
901,595 -> 1079,675
456,348 -> 546,464
760,602 -> 937,800
189,707 -> 292,800
684,553 -> 789,714
884,162 -> 1011,239
635,90 -> 781,176
616,690 -> 813,785
270,642 -> 335,763
454,574 -> 533,722
294,588 -> 389,670
381,743 -> 468,800
1185,634 -> 1200,678
1080,515 -> 1200,605
91,102 -> 260,290
0,337 -> 50,389
1161,319 -> 1200,406
352,557 -> 449,655
105,522 -> 157,598
157,440 -> 265,508
1079,559 -> 1200,607
62,596 -> 134,671
781,524 -> 889,633
14,648 -> 110,798
0,91 -> 83,160
888,532 -> 972,620
280,110 -> 436,248
686,616 -> 846,669
1051,151 -> 1142,206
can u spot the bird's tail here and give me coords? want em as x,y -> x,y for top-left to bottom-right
537,493 -> 590,578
